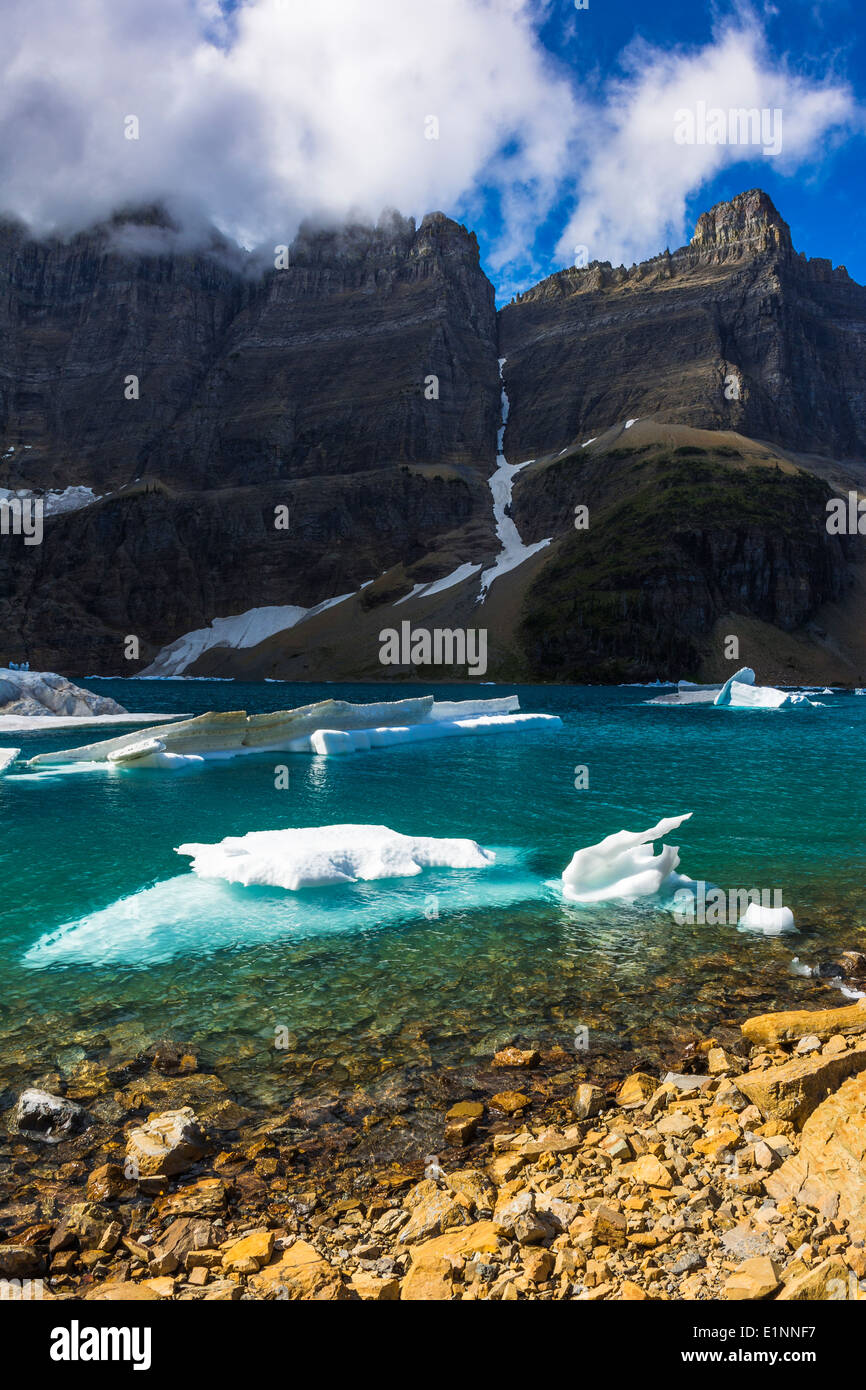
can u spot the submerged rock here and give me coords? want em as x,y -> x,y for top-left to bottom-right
12,1088 -> 90,1145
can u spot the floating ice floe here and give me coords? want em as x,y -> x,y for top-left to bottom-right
27,694 -> 561,768
560,811 -> 693,903
23,839 -> 540,967
649,667 -> 816,709
0,668 -> 127,719
0,747 -> 20,775
177,824 -> 496,891
737,902 -> 796,935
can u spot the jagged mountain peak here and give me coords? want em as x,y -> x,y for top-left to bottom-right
690,187 -> 793,258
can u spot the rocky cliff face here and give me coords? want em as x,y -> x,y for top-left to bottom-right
498,189 -> 866,464
0,208 -> 498,670
0,189 -> 863,681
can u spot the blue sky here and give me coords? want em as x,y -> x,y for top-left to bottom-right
464,0 -> 866,298
1,0 -> 863,299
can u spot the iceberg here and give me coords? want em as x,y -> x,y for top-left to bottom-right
0,747 -> 20,775
649,668 -> 814,709
738,902 -> 796,935
24,844 -> 541,967
0,668 -> 127,719
561,812 -> 693,903
28,694 -> 561,767
176,824 -> 496,891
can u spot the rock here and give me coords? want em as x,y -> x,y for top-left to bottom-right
221,1229 -> 274,1273
445,1101 -> 484,1122
12,1088 -> 90,1145
447,1169 -> 495,1215
617,1073 -> 657,1106
631,1154 -> 674,1190
125,1107 -> 208,1178
444,1116 -> 478,1147
796,1035 -> 823,1055
522,1249 -> 554,1283
692,1128 -> 740,1161
720,1222 -> 775,1261
490,1091 -> 530,1115
492,1046 -> 540,1068
148,1218 -> 218,1276
764,1070 -> 866,1240
661,1072 -> 708,1093
600,1132 -> 632,1162
657,1111 -> 700,1138
152,1177 -> 228,1220
742,1000 -> 866,1047
401,1221 -> 500,1300
350,1271 -> 400,1301
248,1240 -> 347,1300
573,1084 -> 604,1119
708,1047 -> 735,1075
49,1203 -> 122,1256
621,1280 -> 649,1300
84,1281 -> 163,1301
0,1245 -> 44,1278
399,1182 -> 471,1244
584,1205 -> 627,1250
85,1164 -> 129,1202
776,1256 -> 850,1301
493,1191 -> 547,1244
735,1042 -> 866,1129
724,1256 -> 781,1300
487,1152 -> 526,1184
671,1251 -> 705,1275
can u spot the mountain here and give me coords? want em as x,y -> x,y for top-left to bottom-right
0,189 -> 864,684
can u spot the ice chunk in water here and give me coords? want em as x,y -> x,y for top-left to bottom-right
176,823 -> 496,891
738,903 -> 796,935
561,812 -> 693,903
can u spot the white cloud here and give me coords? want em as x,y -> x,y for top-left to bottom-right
0,1 -> 858,282
0,0 -> 584,256
555,19 -> 858,269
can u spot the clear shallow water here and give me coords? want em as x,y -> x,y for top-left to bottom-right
1,680 -> 864,1107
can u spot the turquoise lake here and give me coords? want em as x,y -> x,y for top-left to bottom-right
1,680 -> 864,1110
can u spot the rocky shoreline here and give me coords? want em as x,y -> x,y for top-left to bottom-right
3,968 -> 866,1302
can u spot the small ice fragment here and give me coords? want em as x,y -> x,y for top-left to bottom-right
738,903 -> 796,935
